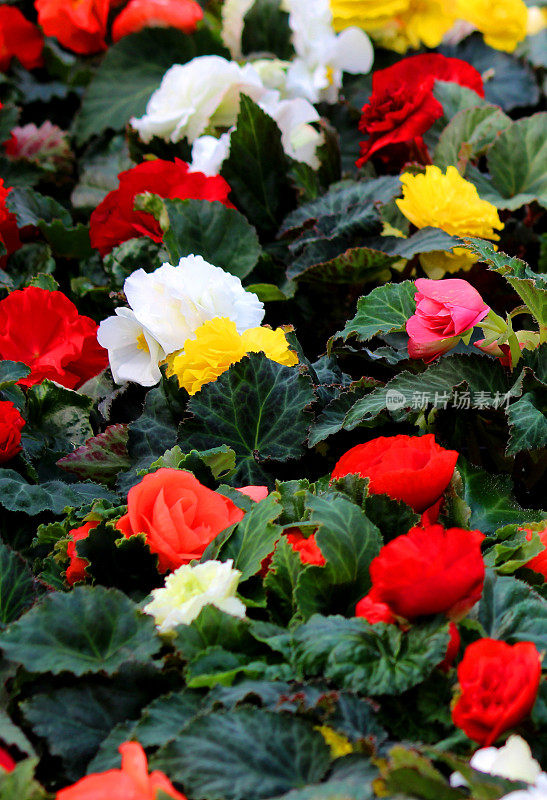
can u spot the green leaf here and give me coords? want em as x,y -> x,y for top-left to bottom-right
5,186 -> 71,228
71,134 -> 133,212
457,459 -> 545,534
0,758 -> 44,800
484,524 -> 545,575
0,469 -> 118,515
160,198 -> 261,279
0,585 -> 161,675
295,495 -> 382,619
470,114 -> 547,209
463,238 -> 547,331
27,273 -> 59,291
383,747 -> 464,800
22,380 -> 94,463
506,391 -> 547,455
173,605 -> 259,662
340,281 -> 416,342
145,445 -> 236,487
0,360 -> 30,408
378,227 -> 461,258
74,28 -> 227,144
152,708 -> 331,800
103,237 -> 167,290
432,80 -> 488,119
241,0 -> 294,59
476,570 -> 547,651
56,424 -> 131,483
221,95 -> 294,235
0,542 -> 35,626
0,105 -> 19,144
218,493 -> 283,580
364,494 -> 420,544
264,535 -> 305,621
22,679 -> 153,781
289,245 -> 400,284
178,353 -> 314,484
434,105 -> 511,171
39,220 -> 93,259
294,615 -> 450,695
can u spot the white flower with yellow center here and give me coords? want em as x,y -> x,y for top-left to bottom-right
143,559 -> 246,632
97,307 -> 165,386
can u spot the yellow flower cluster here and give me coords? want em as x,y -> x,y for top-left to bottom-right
166,317 -> 298,395
396,166 -> 504,278
330,0 -> 528,52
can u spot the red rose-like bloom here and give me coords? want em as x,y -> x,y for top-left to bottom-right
522,526 -> 547,579
0,178 -> 21,257
65,521 -> 99,585
331,434 -> 458,515
89,159 -> 233,256
0,400 -> 25,462
0,746 -> 15,772
357,54 -> 484,168
35,0 -> 109,55
115,468 -> 245,573
452,639 -> 542,746
355,590 -> 396,624
438,622 -> 461,672
0,6 -> 44,72
0,287 -> 108,389
286,528 -> 325,566
370,524 -> 485,620
56,741 -> 186,800
112,0 -> 203,41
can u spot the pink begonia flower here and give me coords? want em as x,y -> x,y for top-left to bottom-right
406,278 -> 489,363
236,485 -> 269,502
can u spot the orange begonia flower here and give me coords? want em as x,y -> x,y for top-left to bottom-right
56,741 -> 186,800
112,0 -> 203,41
35,0 -> 110,55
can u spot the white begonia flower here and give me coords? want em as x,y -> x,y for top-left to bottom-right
143,559 -> 246,633
470,736 -> 542,785
123,254 -> 265,355
130,56 -> 270,145
97,308 -> 165,387
284,0 -> 374,104
131,55 -> 323,169
190,131 -> 233,177
221,0 -> 254,58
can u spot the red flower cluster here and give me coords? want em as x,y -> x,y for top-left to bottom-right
369,524 -> 485,620
89,159 -> 234,256
285,528 -> 325,567
36,0 -> 110,55
522,524 -> 547,579
65,521 -> 98,585
115,468 -> 245,572
112,0 -> 203,42
452,638 -> 542,745
0,6 -> 44,72
57,741 -> 186,799
355,590 -> 396,625
0,400 -> 25,463
357,54 -> 484,168
0,287 -> 108,389
332,434 -> 458,516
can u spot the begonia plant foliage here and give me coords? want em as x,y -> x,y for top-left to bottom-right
0,0 -> 546,797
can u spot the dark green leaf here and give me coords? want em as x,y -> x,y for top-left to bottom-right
218,493 -> 283,580
241,0 -> 294,59
153,708 -> 331,800
0,586 -> 161,675
476,570 -> 547,651
0,469 -> 117,515
340,281 -> 416,342
161,198 -> 261,279
434,105 -> 511,171
0,541 -> 35,626
506,391 -> 547,455
6,187 -> 71,228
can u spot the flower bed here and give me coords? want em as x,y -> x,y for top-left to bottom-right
0,0 -> 546,797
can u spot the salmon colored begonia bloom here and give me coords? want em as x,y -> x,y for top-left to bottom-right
35,0 -> 110,55
56,741 -> 186,799
0,6 -> 44,72
112,0 -> 203,42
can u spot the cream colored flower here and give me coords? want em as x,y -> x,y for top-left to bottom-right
144,559 -> 246,632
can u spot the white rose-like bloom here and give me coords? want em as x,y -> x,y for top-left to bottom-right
97,308 -> 165,387
130,56 -> 270,144
221,0 -> 255,57
124,254 -> 265,355
285,1 -> 373,104
190,131 -> 233,177
143,559 -> 246,632
470,736 -> 542,784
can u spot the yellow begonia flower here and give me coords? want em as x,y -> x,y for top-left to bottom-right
373,0 -> 456,52
166,317 -> 298,395
457,0 -> 528,51
315,726 -> 354,758
330,0 -> 410,32
396,166 -> 503,278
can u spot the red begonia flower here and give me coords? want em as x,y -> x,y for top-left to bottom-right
112,0 -> 203,42
0,6 -> 44,72
35,0 -> 110,55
